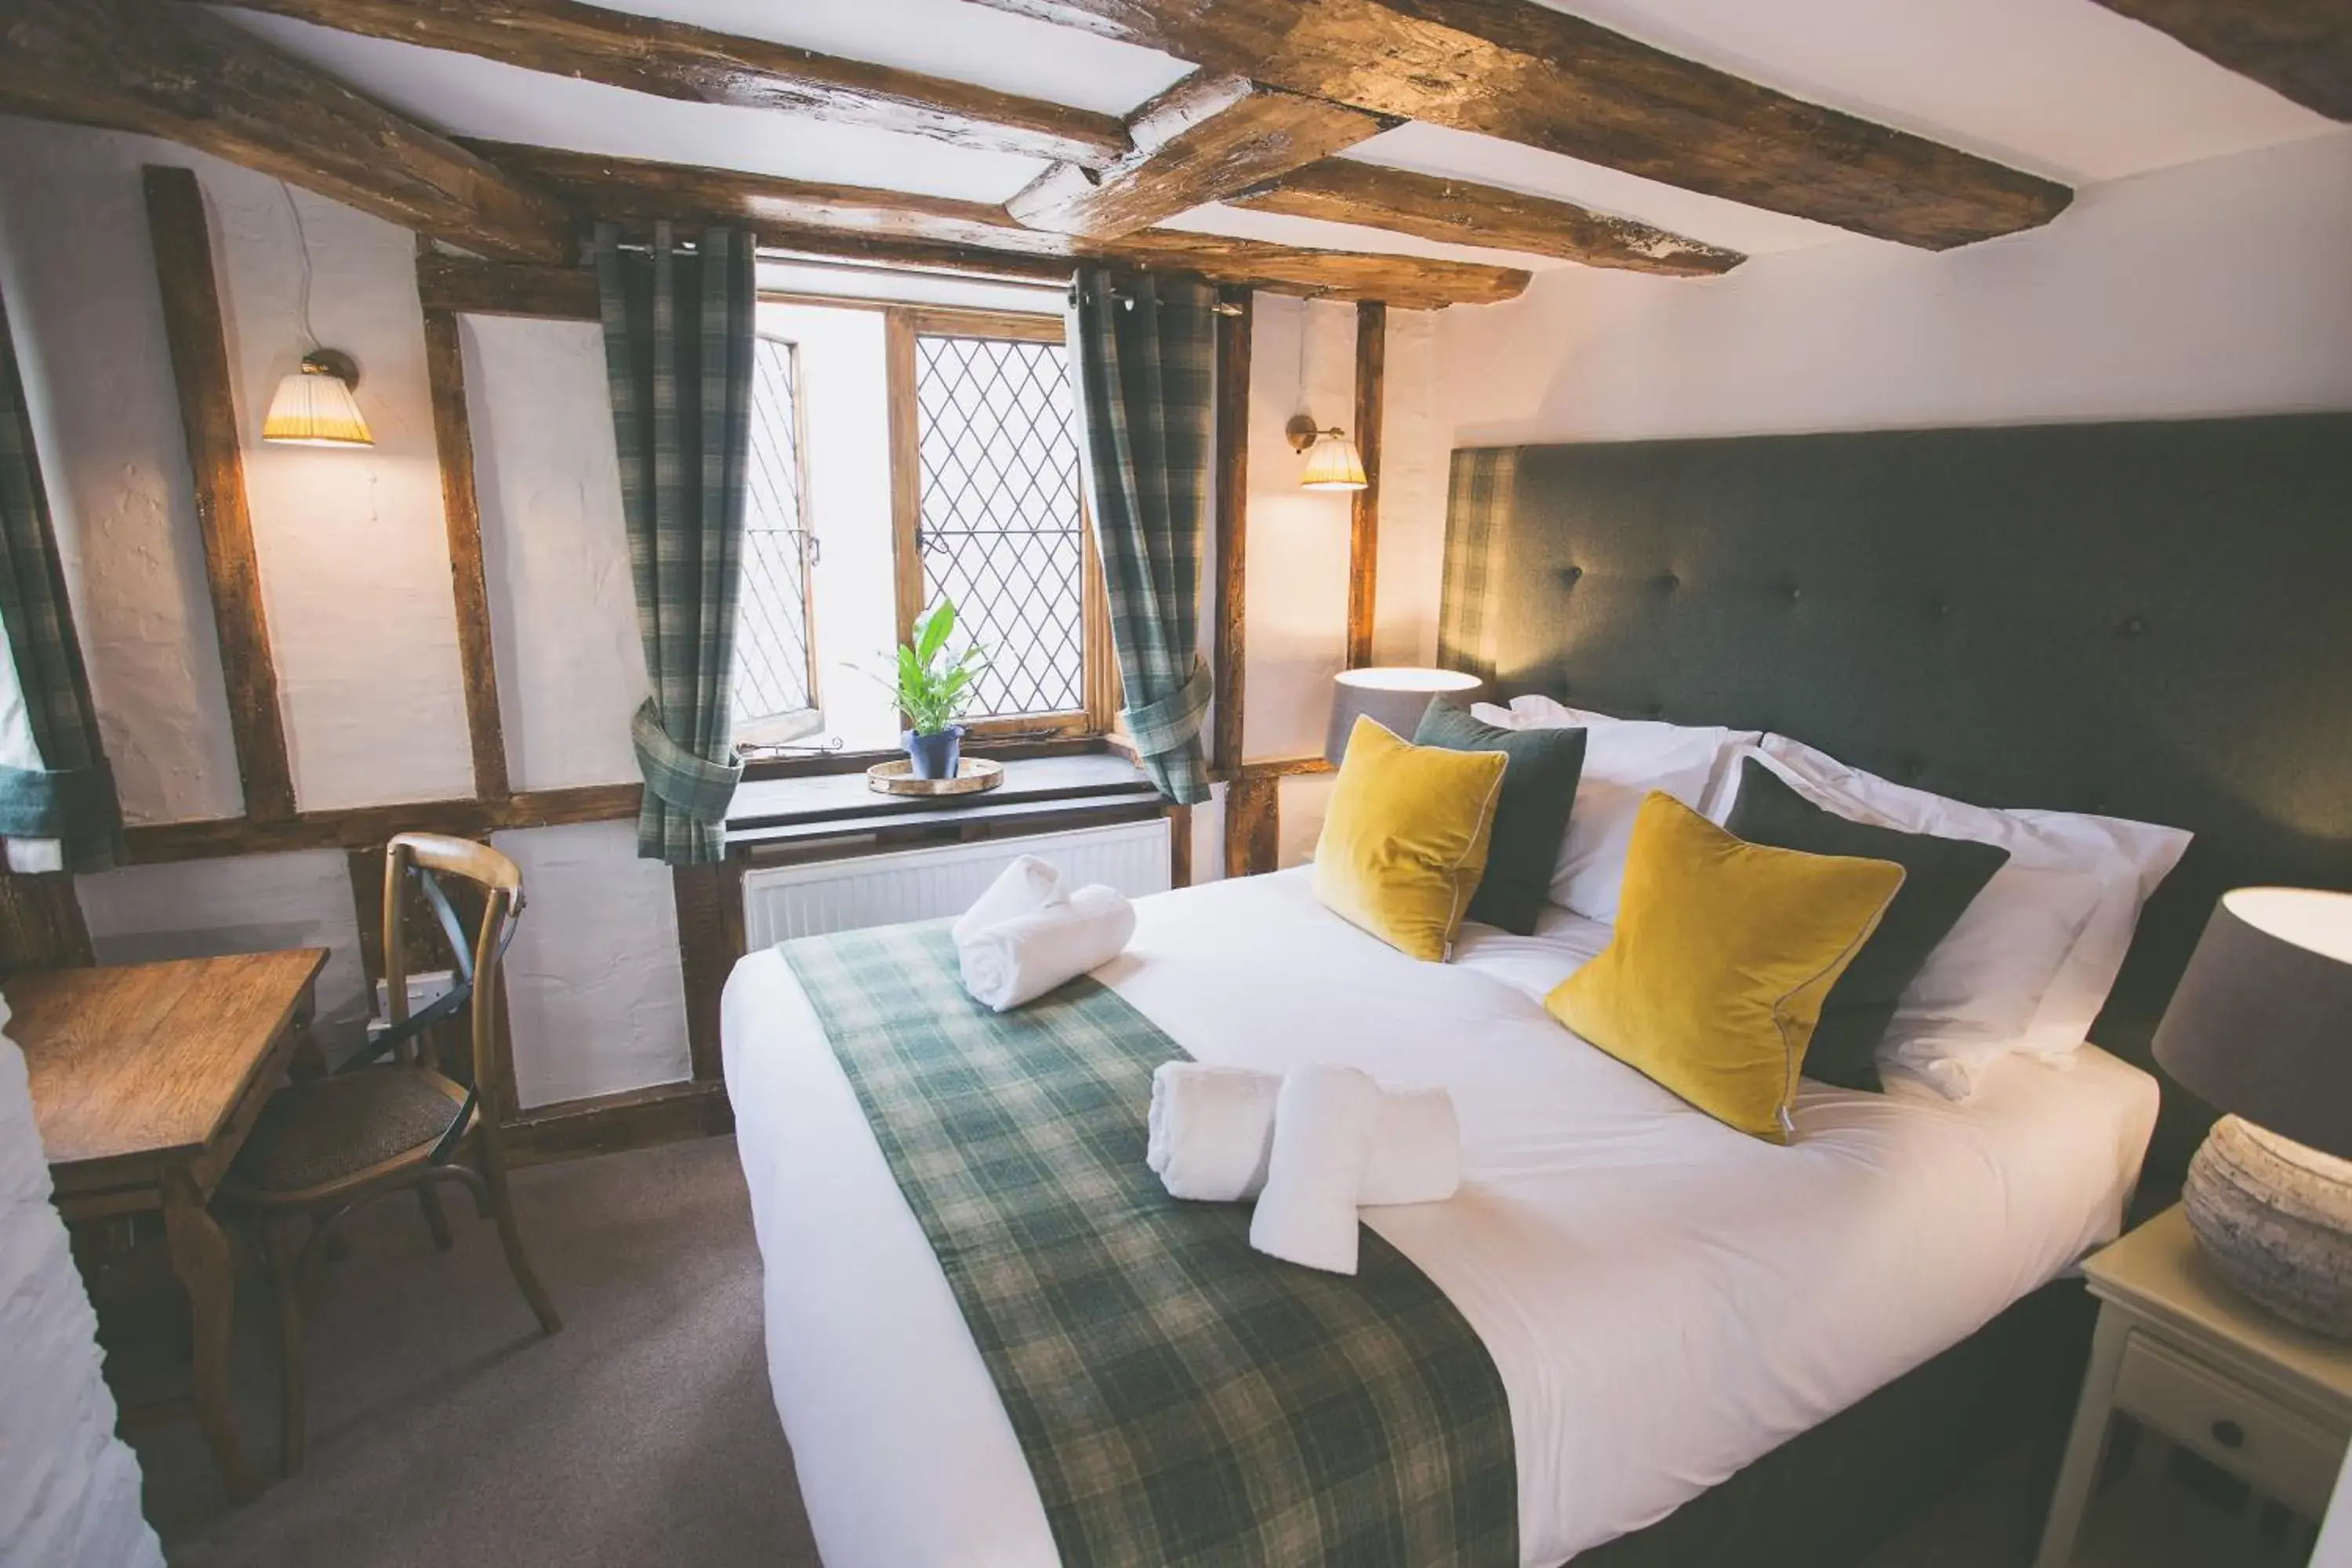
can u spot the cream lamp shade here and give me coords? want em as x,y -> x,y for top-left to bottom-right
1324,667 -> 1485,764
1299,430 -> 1367,492
263,353 -> 374,448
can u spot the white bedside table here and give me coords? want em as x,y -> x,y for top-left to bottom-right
2036,1206 -> 2352,1566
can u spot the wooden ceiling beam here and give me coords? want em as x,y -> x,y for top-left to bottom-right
472,144 -> 1530,309
1006,71 -> 1387,240
0,0 -> 573,263
2091,2 -> 2352,121
204,0 -> 1134,168
967,0 -> 2073,250
1232,159 -> 1744,276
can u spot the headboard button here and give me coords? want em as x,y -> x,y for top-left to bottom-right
1561,565 -> 1584,586
1785,585 -> 1802,602
1657,572 -> 1679,593
2122,615 -> 2147,636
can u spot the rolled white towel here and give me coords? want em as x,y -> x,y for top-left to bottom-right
1146,1064 -> 1460,1206
958,884 -> 1135,1012
1249,1064 -> 1381,1276
1147,1063 -> 1279,1201
952,855 -> 1068,947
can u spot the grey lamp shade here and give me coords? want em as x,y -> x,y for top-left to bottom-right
1324,667 -> 1485,764
2154,888 -> 2352,1160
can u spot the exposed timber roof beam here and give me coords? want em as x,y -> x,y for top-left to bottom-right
1006,71 -> 1388,240
1231,159 -> 1744,276
2091,2 -> 2352,121
965,0 -> 2074,250
472,143 -> 1530,309
0,0 -> 572,263
202,0 -> 1135,168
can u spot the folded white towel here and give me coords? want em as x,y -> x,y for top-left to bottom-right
952,855 -> 1068,947
958,884 -> 1135,1012
1249,1064 -> 1381,1276
1146,1063 -> 1460,1206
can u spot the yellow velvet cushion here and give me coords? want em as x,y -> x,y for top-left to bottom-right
1546,792 -> 1907,1142
1313,717 -> 1509,961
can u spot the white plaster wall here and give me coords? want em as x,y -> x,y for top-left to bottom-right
493,821 -> 691,1109
465,314 -> 643,792
0,118 -> 241,824
1438,130 -> 2352,448
74,851 -> 371,1058
1229,296 -> 1450,873
214,183 -> 475,809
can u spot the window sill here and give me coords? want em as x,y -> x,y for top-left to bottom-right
724,753 -> 1162,860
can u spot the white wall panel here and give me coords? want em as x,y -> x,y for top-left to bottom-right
493,822 -> 691,1110
0,118 -> 241,824
464,314 -> 644,792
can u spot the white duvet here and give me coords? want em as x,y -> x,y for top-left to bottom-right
723,869 -> 2158,1567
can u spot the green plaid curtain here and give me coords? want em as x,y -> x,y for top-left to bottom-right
594,223 -> 756,865
1067,267 -> 1215,805
0,287 -> 120,873
1436,448 -> 1520,684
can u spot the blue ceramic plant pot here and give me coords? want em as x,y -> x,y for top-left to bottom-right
904,725 -> 965,781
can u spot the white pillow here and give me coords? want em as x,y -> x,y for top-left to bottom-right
1754,735 -> 2191,1095
1478,698 -> 1760,923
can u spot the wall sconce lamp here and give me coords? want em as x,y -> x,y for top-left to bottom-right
261,183 -> 374,448
263,349 -> 373,448
1286,413 -> 1367,492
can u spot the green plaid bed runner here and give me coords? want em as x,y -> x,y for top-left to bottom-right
779,922 -> 1517,1568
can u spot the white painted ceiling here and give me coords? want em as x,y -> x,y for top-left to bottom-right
212,0 -> 2340,270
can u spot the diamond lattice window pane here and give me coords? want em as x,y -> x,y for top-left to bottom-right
732,336 -> 818,730
914,334 -> 1086,720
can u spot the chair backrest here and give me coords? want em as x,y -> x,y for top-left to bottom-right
381,832 -> 522,1122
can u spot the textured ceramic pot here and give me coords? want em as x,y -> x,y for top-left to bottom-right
903,725 -> 964,781
2183,1113 -> 2352,1338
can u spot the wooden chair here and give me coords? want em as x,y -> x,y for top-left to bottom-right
220,832 -> 561,1475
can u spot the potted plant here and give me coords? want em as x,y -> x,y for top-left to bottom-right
895,597 -> 987,779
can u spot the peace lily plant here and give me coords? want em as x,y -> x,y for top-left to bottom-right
891,597 -> 988,779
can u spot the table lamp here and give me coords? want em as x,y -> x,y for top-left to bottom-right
2154,887 -> 2352,1338
1324,668 -> 1484,765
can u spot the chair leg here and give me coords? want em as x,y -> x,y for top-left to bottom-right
415,1182 -> 454,1252
481,1155 -> 561,1335
263,1215 -> 308,1476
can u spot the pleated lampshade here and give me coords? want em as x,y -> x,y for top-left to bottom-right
263,355 -> 374,448
1299,430 -> 1367,492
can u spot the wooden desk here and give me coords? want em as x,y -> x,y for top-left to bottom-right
11,949 -> 329,1502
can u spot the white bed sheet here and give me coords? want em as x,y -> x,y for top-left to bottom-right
723,868 -> 2158,1567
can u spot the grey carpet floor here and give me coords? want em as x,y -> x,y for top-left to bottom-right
132,1135 -> 819,1568
125,1133 -> 2195,1568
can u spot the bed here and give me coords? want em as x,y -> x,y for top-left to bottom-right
723,412 -> 2352,1563
725,869 -> 2156,1567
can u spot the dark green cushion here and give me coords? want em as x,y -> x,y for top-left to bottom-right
1723,757 -> 2010,1091
1412,699 -> 1585,935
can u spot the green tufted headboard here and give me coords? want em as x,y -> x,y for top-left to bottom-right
1438,412 -> 2352,1185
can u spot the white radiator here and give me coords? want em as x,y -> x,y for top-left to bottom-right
740,819 -> 1172,949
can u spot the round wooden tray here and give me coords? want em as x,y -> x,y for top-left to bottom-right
866,757 -> 1005,797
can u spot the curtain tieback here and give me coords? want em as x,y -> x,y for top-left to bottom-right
1121,661 -> 1211,758
630,698 -> 744,822
0,757 -> 121,840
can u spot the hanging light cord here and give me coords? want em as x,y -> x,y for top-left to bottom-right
281,182 -> 320,354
